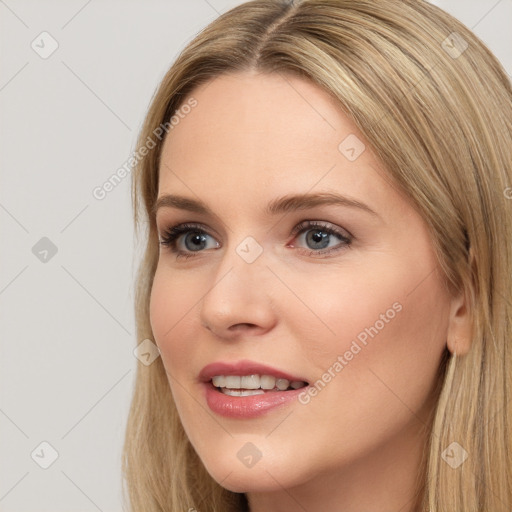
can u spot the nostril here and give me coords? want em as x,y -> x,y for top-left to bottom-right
230,323 -> 258,331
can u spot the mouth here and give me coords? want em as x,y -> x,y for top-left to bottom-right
211,374 -> 308,396
199,360 -> 310,417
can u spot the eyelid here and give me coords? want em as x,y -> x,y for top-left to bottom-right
289,219 -> 353,240
159,222 -> 218,245
156,218 -> 220,237
158,220 -> 350,243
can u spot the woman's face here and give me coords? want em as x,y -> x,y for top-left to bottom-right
150,71 -> 456,496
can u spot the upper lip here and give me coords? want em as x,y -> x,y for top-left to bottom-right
199,359 -> 308,383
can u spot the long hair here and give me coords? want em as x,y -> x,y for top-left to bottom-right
122,1 -> 512,510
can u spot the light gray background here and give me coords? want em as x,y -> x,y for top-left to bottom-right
0,1 -> 510,511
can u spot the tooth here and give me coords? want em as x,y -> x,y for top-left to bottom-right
260,375 -> 276,390
213,374 -> 298,391
222,388 -> 265,396
276,378 -> 290,391
212,376 -> 226,388
240,375 -> 260,389
224,376 -> 241,389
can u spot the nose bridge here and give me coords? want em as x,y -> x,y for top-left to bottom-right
215,231 -> 268,286
199,233 -> 276,335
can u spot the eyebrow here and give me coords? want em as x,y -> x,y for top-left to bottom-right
153,192 -> 379,218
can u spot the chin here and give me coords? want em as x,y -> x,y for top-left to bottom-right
207,465 -> 293,493
196,443 -> 314,494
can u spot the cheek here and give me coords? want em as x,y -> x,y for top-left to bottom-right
281,261 -> 412,362
302,259 -> 450,425
312,250 -> 447,349
149,268 -> 201,374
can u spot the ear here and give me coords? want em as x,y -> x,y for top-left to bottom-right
446,249 -> 474,356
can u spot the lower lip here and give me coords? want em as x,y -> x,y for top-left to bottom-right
203,382 -> 307,418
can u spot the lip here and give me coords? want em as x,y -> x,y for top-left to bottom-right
199,359 -> 309,419
203,382 -> 308,418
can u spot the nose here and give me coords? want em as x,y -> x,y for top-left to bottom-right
199,239 -> 277,340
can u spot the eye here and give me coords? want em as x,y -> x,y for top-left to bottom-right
288,220 -> 352,257
158,220 -> 352,260
159,223 -> 219,260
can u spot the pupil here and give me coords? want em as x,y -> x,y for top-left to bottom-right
308,229 -> 329,249
186,232 -> 206,251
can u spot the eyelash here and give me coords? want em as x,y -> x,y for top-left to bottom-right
158,220 -> 352,260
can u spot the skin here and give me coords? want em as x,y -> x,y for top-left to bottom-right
150,70 -> 470,512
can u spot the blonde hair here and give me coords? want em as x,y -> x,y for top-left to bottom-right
123,1 -> 512,510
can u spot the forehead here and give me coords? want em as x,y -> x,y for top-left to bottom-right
157,71 -> 405,219
162,71 -> 344,155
